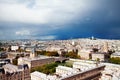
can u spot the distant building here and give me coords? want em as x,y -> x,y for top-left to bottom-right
0,59 -> 11,67
0,52 -> 7,59
111,52 -> 120,58
11,46 -> 19,51
78,49 -> 92,59
8,52 -> 29,59
30,47 -> 36,58
92,52 -> 108,61
0,64 -> 31,80
102,42 -> 109,53
25,47 -> 33,52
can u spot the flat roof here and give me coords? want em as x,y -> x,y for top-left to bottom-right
3,64 -> 22,73
31,71 -> 47,79
21,56 -> 53,62
56,66 -> 75,73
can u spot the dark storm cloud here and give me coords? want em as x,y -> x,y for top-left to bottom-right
0,0 -> 120,40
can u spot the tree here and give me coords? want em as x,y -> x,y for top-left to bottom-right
109,57 -> 120,64
65,51 -> 80,58
46,51 -> 59,57
0,42 -> 2,46
108,50 -> 115,55
31,62 -> 58,74
17,48 -> 25,52
92,48 -> 99,52
36,51 -> 46,55
96,58 -> 100,62
12,59 -> 18,65
0,48 -> 5,51
8,47 -> 11,52
31,61 -> 73,74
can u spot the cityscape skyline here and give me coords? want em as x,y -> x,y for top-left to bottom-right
0,37 -> 120,80
0,0 -> 120,40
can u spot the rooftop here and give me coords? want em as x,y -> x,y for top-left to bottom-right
111,52 -> 120,56
31,71 -> 58,80
73,62 -> 96,67
31,71 -> 47,79
3,64 -> 22,73
56,66 -> 73,71
20,56 -> 53,62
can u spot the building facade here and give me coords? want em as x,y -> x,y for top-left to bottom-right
18,57 -> 55,68
78,49 -> 92,59
92,53 -> 107,61
61,65 -> 105,80
0,64 -> 31,80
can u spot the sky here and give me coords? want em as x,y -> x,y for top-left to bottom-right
0,0 -> 120,40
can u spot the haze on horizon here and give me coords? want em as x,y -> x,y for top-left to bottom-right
0,0 -> 120,40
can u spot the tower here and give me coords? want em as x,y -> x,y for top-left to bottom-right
91,36 -> 94,40
30,47 -> 35,58
71,40 -> 75,47
103,42 -> 108,53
